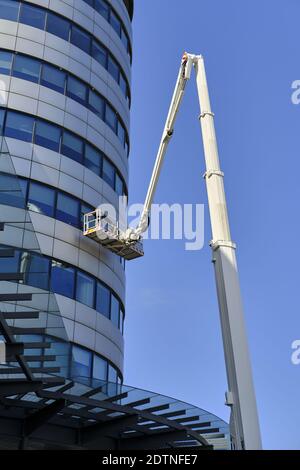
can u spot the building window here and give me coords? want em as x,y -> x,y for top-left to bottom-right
107,56 -> 119,83
72,345 -> 92,379
46,12 -> 70,41
56,193 -> 80,227
61,131 -> 84,163
110,11 -> 121,36
66,76 -> 87,106
0,109 -> 5,135
110,294 -> 119,328
0,0 -> 20,21
51,261 -> 75,298
76,271 -> 95,308
0,173 -> 25,208
88,90 -> 104,119
115,173 -> 123,197
102,158 -> 115,188
119,73 -> 127,98
95,0 -> 109,20
71,25 -> 91,54
24,252 -> 50,290
19,3 -> 46,30
92,41 -> 107,68
41,64 -> 66,94
34,120 -> 61,152
85,144 -> 102,176
0,51 -> 13,75
80,202 -> 94,229
117,121 -> 126,147
93,354 -> 107,381
0,246 -> 19,273
27,182 -> 55,217
12,54 -> 41,83
96,283 -> 110,318
4,111 -> 34,142
105,104 -> 117,133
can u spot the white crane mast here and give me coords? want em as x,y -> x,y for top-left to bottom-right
83,53 -> 262,449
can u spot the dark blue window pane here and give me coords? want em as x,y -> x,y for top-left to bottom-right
115,173 -> 123,197
0,109 -> 5,135
46,12 -> 70,41
96,283 -> 110,317
28,182 -> 55,217
76,271 -> 95,308
12,55 -> 40,83
121,28 -> 129,51
61,131 -> 84,163
72,345 -> 92,379
18,178 -> 28,199
41,64 -> 66,94
34,120 -> 61,151
80,202 -> 93,228
85,144 -> 102,175
19,3 -> 46,29
102,158 -> 115,188
105,104 -> 117,133
84,0 -> 94,6
117,121 -> 125,146
119,73 -> 127,97
5,111 -> 34,142
0,51 -> 13,75
119,308 -> 124,334
51,261 -> 75,298
25,252 -> 50,290
56,192 -> 79,227
95,0 -> 109,20
0,0 -> 20,21
108,364 -> 117,383
110,294 -> 119,328
66,76 -> 87,105
88,90 -> 104,119
0,173 -> 25,208
92,41 -> 107,68
71,25 -> 91,54
93,355 -> 107,381
0,246 -> 19,273
107,55 -> 119,83
110,11 -> 121,36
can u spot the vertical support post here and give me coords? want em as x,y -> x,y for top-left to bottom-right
194,55 -> 262,450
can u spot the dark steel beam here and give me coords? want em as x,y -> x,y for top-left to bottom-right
0,273 -> 24,281
0,366 -> 60,375
118,429 -> 188,450
1,311 -> 40,320
9,327 -> 45,335
23,342 -> 51,349
23,399 -> 66,436
82,415 -> 138,443
0,379 -> 44,397
0,293 -> 32,301
0,249 -> 15,258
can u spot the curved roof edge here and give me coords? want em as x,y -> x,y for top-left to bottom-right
123,0 -> 134,20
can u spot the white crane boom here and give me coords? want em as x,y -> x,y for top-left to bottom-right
83,53 -> 262,450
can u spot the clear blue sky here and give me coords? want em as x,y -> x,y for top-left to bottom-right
124,0 -> 300,449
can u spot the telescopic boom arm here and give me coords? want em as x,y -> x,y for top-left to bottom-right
126,53 -> 262,450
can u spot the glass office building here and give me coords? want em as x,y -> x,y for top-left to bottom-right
0,0 -> 133,388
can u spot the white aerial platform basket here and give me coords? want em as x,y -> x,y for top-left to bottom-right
83,209 -> 144,261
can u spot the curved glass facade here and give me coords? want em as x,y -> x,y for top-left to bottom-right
0,50 -> 129,152
14,334 -> 123,384
0,108 -> 129,185
0,0 -> 131,102
0,245 -> 125,333
0,0 -> 131,380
